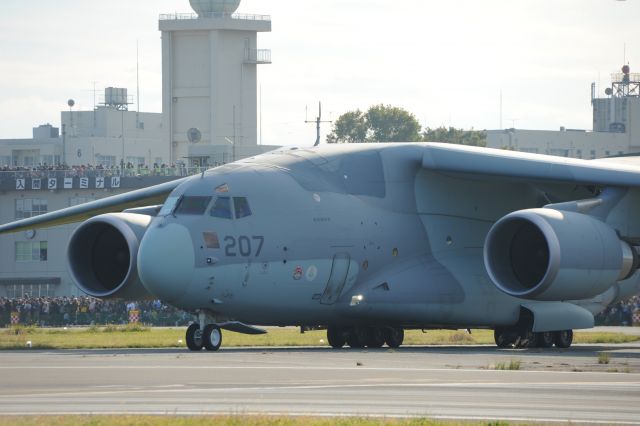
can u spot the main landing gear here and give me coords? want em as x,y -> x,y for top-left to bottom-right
186,312 -> 223,351
494,327 -> 573,349
327,325 -> 404,349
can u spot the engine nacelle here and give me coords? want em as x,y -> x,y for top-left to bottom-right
67,213 -> 154,300
484,208 -> 637,301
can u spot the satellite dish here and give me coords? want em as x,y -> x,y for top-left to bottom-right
68,99 -> 75,108
605,88 -> 613,96
187,128 -> 202,143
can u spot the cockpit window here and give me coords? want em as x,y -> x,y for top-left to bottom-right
158,195 -> 180,216
174,196 -> 212,215
233,197 -> 252,219
210,196 -> 232,219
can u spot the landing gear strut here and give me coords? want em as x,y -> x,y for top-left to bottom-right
186,311 -> 223,352
326,326 -> 404,349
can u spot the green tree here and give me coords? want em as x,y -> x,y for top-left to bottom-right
326,110 -> 368,143
365,104 -> 422,142
422,126 -> 487,146
326,104 -> 422,143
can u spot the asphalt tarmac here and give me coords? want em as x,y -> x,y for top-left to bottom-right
1,344 -> 639,423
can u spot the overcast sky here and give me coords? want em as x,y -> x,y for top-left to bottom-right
1,0 -> 638,146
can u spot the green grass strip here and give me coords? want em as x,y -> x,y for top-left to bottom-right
1,325 -> 638,350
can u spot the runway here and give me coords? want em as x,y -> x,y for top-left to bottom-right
1,344 -> 639,423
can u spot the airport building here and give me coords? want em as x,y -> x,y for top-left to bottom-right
0,0 -> 277,298
487,65 -> 640,158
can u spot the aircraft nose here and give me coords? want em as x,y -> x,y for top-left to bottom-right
137,222 -> 195,302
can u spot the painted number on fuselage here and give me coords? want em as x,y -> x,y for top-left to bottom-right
224,236 -> 264,257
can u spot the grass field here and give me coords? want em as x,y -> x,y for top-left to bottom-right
0,416 -> 511,426
1,324 -> 638,350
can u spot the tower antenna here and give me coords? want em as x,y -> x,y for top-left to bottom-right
136,40 -> 140,129
305,102 -> 332,147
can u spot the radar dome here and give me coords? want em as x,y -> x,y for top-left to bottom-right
190,0 -> 241,15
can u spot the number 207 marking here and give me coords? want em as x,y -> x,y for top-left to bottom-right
224,236 -> 264,257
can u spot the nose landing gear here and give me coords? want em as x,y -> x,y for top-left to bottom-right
185,312 -> 223,351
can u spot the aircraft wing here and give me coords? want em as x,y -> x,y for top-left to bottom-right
0,177 -> 189,236
422,143 -> 640,187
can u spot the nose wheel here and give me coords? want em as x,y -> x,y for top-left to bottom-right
186,323 -> 203,351
186,322 -> 223,351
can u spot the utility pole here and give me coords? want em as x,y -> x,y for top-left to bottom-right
305,102 -> 332,147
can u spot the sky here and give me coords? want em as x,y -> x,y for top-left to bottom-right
0,0 -> 639,147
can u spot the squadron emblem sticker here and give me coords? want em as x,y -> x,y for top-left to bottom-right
293,266 -> 304,280
306,265 -> 318,281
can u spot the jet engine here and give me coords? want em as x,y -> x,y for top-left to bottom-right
484,208 -> 638,301
67,213 -> 154,300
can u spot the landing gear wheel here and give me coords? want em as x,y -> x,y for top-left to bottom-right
366,327 -> 386,348
535,331 -> 555,348
515,330 -> 536,348
384,327 -> 404,348
203,324 -> 222,351
554,330 -> 573,348
346,327 -> 370,348
327,326 -> 346,349
494,328 -> 516,348
186,323 -> 203,351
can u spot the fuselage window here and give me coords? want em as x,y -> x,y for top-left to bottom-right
233,197 -> 252,219
174,196 -> 212,215
210,197 -> 232,219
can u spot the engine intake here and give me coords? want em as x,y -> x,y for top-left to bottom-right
67,213 -> 154,300
484,208 -> 637,301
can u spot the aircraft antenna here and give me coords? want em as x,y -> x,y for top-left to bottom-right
305,101 -> 332,147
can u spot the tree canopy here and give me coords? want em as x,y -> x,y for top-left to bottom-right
326,104 -> 422,143
327,104 -> 486,146
422,127 -> 486,146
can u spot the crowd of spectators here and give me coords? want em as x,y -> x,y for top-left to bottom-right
2,294 -> 639,329
0,296 -> 195,328
0,162 -> 209,181
595,295 -> 640,326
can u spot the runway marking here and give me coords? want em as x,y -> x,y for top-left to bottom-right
1,364 -> 639,377
2,380 -> 639,400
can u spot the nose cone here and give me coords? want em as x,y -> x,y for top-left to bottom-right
137,222 -> 195,302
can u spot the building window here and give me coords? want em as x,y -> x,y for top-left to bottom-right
549,149 -> 569,157
16,241 -> 48,262
95,155 -> 116,168
576,150 -> 582,159
16,199 -> 48,219
590,150 -> 596,159
69,196 -> 95,207
126,156 -> 145,167
605,150 -> 610,157
520,148 -> 539,154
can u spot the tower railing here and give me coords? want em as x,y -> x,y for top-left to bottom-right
244,49 -> 271,64
159,12 -> 270,21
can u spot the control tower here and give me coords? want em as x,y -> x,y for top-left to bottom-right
159,0 -> 271,164
592,64 -> 640,135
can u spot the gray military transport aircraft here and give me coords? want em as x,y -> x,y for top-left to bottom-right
2,142 -> 640,351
